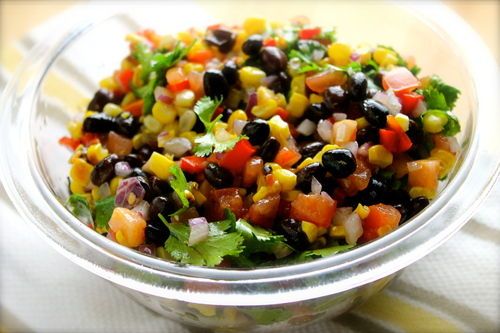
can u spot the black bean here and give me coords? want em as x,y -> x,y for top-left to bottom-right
352,176 -> 389,206
90,154 -> 119,186
148,176 -> 173,197
304,103 -> 330,122
145,224 -> 169,246
348,72 -> 368,101
324,86 -> 347,110
205,28 -> 236,53
393,203 -> 409,223
384,189 -> 411,206
259,137 -> 280,162
221,108 -> 233,122
204,163 -> 233,188
115,115 -> 140,138
299,141 -> 325,160
296,162 -> 326,193
83,113 -> 117,134
407,119 -> 424,144
222,60 -> 239,86
127,167 -> 148,179
122,154 -> 143,168
150,196 -> 180,220
192,115 -> 206,133
274,218 -> 309,251
88,89 -> 114,112
203,70 -> 229,100
408,196 -> 429,217
135,176 -> 152,201
362,99 -> 389,128
242,34 -> 263,56
242,119 -> 270,146
263,164 -> 273,175
356,126 -> 379,145
260,46 -> 287,74
266,71 -> 291,95
135,145 -> 156,162
321,149 -> 357,179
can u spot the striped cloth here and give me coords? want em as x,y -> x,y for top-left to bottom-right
1,4 -> 498,333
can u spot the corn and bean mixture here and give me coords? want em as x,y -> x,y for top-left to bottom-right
61,17 -> 461,267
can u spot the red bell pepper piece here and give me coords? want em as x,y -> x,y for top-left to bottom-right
298,27 -> 321,39
168,79 -> 190,93
379,129 -> 399,153
399,92 -> 423,114
115,69 -> 134,93
80,133 -> 100,146
187,49 -> 214,64
275,107 -> 289,121
219,139 -> 256,174
122,99 -> 144,117
263,38 -> 277,47
274,147 -> 302,168
180,156 -> 207,174
379,116 -> 413,153
58,136 -> 80,151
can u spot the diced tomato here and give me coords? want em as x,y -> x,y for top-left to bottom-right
59,136 -> 80,151
432,134 -> 453,153
107,131 -> 133,156
187,71 -> 204,98
108,207 -> 146,248
219,139 -> 256,174
168,79 -> 190,93
80,133 -> 100,146
274,147 -> 302,168
122,99 -> 144,117
115,69 -> 134,93
188,49 -> 215,64
305,69 -> 347,94
275,107 -> 289,121
341,157 -> 372,196
247,194 -> 280,228
399,92 -> 423,114
206,188 -> 244,221
407,159 -> 440,191
263,38 -> 277,47
332,119 -> 357,145
242,157 -> 263,187
180,155 -> 207,174
389,154 -> 411,179
290,193 -> 337,228
360,204 -> 401,243
382,67 -> 420,94
298,27 -> 322,40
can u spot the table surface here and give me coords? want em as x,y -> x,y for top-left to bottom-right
0,1 -> 498,333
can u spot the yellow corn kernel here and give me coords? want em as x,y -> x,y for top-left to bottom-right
373,47 -> 399,67
395,113 -> 410,132
67,121 -> 82,139
152,101 -> 177,125
243,17 -> 267,35
87,143 -> 109,165
290,75 -> 306,94
301,221 -> 318,243
91,186 -> 101,201
272,169 -> 297,192
354,204 -> 370,219
143,115 -> 163,133
84,111 -> 97,119
409,186 -> 436,199
368,145 -> 393,168
174,90 -> 195,108
257,86 -> 276,105
103,103 -> 123,117
282,190 -> 300,201
177,31 -> 195,45
252,186 -> 269,202
313,144 -> 341,162
110,177 -> 123,195
99,76 -> 119,91
356,117 -> 369,129
227,110 -> 248,130
329,226 -> 346,238
70,180 -> 86,194
239,66 -> 266,89
265,162 -> 282,171
132,134 -> 144,150
251,99 -> 278,119
192,189 -> 207,206
233,31 -> 248,53
182,62 -> 204,74
423,113 -> 448,134
142,152 -> 175,180
120,58 -> 135,70
179,131 -> 197,145
70,158 -> 93,186
296,157 -> 315,170
287,93 -> 309,118
430,148 -> 456,178
309,94 -> 324,104
120,92 -> 137,108
275,93 -> 287,107
328,42 -> 352,67
268,115 -> 290,146
131,65 -> 143,88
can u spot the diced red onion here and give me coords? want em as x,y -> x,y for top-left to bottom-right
332,207 -> 353,226
98,182 -> 111,199
311,176 -> 322,195
344,212 -> 363,245
358,142 -> 373,157
232,120 -> 248,135
154,86 -> 167,101
132,200 -> 150,220
350,52 -> 360,61
137,244 -> 156,256
317,119 -> 333,143
447,137 -> 460,154
154,86 -> 174,104
412,100 -> 427,117
107,230 -> 116,241
342,141 -> 358,156
162,137 -> 192,158
296,118 -> 317,136
115,177 -> 146,209
114,161 -> 132,177
333,113 -> 347,122
245,92 -> 258,114
188,217 -> 209,246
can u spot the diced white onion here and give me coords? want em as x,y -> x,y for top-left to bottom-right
162,137 -> 192,158
412,100 -> 427,117
232,120 -> 248,136
154,86 -> 167,101
374,90 -> 401,115
344,212 -> 363,245
447,137 -> 460,154
317,119 -> 333,143
311,176 -> 322,195
333,113 -> 347,122
311,49 -> 325,62
98,182 -> 111,199
114,161 -> 132,177
132,200 -> 150,220
296,119 -> 317,136
342,141 -> 358,156
188,217 -> 209,246
358,142 -> 373,157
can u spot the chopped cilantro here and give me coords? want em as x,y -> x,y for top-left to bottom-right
317,27 -> 337,43
235,219 -> 292,257
94,196 -> 115,232
66,194 -> 93,227
288,40 -> 328,73
421,76 -> 461,110
296,244 -> 354,261
168,165 -> 190,215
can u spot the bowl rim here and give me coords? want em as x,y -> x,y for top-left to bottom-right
1,2 -> 499,306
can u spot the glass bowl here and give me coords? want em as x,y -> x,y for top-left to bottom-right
1,1 -> 498,331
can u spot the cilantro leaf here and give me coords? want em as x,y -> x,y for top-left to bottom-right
168,165 -> 190,215
66,194 -> 93,227
288,40 -> 328,74
421,76 -> 461,110
317,27 -> 337,43
94,196 -> 115,232
162,211 -> 244,267
193,96 -> 222,131
242,308 -> 293,325
235,219 -> 292,257
297,244 -> 354,261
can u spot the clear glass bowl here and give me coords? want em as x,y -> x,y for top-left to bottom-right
1,2 -> 498,331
